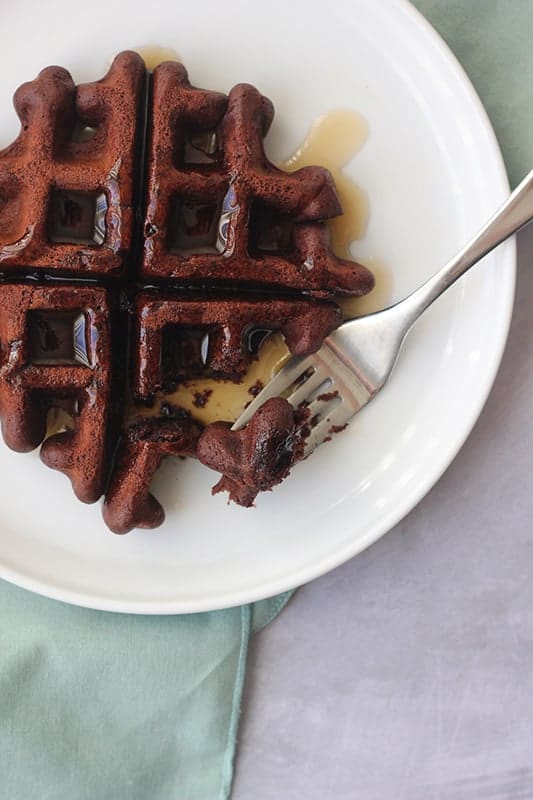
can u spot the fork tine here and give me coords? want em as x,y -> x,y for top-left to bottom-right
232,353 -> 316,430
304,391 -> 342,423
303,400 -> 356,456
286,367 -> 331,408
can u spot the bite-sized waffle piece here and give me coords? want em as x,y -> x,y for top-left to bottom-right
0,283 -> 115,502
142,63 -> 374,298
0,51 -> 145,277
197,397 -> 301,507
133,291 -> 343,399
103,416 -> 201,534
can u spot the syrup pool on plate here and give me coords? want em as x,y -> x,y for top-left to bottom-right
282,110 -> 392,318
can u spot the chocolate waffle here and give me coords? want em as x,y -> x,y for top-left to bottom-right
142,63 -> 374,297
0,51 -> 145,277
133,292 -> 342,398
0,283 -> 114,502
0,52 -> 375,533
103,416 -> 201,534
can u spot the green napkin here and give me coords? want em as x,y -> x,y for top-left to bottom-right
1,3 -> 531,799
0,581 -> 290,800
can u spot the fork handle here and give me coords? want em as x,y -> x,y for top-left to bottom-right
400,168 -> 533,323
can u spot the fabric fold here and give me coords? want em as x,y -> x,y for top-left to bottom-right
0,582 -> 290,800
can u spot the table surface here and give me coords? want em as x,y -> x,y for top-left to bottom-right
233,224 -> 533,800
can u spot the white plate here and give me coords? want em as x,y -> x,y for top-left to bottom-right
0,0 -> 514,613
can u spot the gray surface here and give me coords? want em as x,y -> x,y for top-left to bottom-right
233,225 -> 533,799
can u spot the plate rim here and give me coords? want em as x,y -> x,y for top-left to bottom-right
0,0 -> 516,613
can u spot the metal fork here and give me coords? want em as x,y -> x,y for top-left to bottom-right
233,169 -> 533,454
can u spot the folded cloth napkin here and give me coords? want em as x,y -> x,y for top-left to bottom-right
0,581 -> 290,800
1,3 -> 531,799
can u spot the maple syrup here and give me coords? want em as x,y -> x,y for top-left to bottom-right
282,110 -> 392,317
134,45 -> 181,70
130,334 -> 290,426
281,109 -> 369,258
